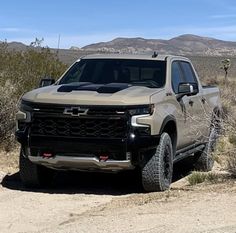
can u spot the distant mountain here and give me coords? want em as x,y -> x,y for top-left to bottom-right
4,41 -> 28,51
2,37 -> 236,78
2,34 -> 236,66
81,34 -> 236,56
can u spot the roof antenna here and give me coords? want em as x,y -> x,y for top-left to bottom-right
152,51 -> 158,58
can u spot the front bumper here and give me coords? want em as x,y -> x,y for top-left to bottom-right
17,130 -> 160,171
28,155 -> 134,171
16,102 -> 160,171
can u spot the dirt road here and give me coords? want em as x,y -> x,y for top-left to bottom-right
0,169 -> 236,233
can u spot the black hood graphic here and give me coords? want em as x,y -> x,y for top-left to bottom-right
57,83 -> 132,94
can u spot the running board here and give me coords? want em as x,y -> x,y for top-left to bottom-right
174,144 -> 205,163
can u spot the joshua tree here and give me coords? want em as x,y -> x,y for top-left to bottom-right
30,37 -> 44,47
221,58 -> 231,84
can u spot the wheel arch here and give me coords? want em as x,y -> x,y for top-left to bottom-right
159,115 -> 177,154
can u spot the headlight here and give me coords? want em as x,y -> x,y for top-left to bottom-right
128,104 -> 154,116
20,100 -> 34,112
16,100 -> 32,124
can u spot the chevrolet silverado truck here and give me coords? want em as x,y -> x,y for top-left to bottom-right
16,54 -> 221,192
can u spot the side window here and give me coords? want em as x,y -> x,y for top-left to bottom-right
180,62 -> 197,83
171,61 -> 184,93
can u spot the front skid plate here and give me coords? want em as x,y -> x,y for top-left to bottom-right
28,155 -> 134,171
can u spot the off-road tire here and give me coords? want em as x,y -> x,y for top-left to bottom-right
142,132 -> 173,192
194,125 -> 219,171
19,149 -> 55,188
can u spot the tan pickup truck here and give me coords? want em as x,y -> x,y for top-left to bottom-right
16,54 -> 221,192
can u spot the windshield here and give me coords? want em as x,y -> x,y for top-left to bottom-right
59,59 -> 166,88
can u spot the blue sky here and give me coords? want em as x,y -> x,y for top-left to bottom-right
1,0 -> 236,48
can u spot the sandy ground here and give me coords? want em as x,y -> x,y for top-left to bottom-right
0,151 -> 236,233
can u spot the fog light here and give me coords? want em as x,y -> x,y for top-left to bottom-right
130,133 -> 135,139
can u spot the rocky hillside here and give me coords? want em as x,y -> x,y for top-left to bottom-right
2,35 -> 236,78
81,34 -> 236,56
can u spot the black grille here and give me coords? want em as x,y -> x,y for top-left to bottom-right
31,116 -> 128,138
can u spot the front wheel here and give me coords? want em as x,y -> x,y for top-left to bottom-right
19,149 -> 55,188
141,132 -> 173,192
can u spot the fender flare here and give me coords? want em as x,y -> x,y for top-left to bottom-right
159,115 -> 177,134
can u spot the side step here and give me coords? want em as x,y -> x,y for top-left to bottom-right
174,144 -> 205,163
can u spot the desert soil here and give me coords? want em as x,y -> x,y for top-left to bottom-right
0,152 -> 236,233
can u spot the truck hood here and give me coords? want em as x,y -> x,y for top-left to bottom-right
22,83 -> 163,105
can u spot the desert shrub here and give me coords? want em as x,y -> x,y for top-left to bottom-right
201,76 -> 219,86
227,152 -> 236,177
0,81 -> 17,151
0,46 -> 67,150
0,47 -> 67,94
189,56 -> 236,82
187,172 -> 208,185
212,80 -> 236,176
229,134 -> 236,146
187,171 -> 219,185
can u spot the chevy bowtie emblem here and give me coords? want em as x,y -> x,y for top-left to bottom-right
63,107 -> 89,116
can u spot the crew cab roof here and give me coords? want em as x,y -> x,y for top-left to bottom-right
78,54 -> 189,62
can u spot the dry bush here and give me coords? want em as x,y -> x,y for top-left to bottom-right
190,56 -> 236,81
213,80 -> 236,176
0,81 -> 18,151
201,76 -> 219,86
0,46 -> 67,150
187,171 -> 219,186
227,152 -> 236,177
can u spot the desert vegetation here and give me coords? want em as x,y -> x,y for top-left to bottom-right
213,79 -> 236,177
0,43 -> 67,151
187,171 -> 219,185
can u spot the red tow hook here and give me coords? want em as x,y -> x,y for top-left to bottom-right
42,152 -> 53,158
99,155 -> 109,161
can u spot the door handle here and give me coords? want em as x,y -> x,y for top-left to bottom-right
189,100 -> 194,106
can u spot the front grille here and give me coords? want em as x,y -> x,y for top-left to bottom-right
21,101 -> 127,116
31,107 -> 126,116
31,116 -> 128,138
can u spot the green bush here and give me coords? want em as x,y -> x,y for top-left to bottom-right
187,172 -> 219,186
187,172 -> 208,185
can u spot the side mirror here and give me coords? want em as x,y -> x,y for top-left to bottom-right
39,78 -> 55,87
177,82 -> 198,100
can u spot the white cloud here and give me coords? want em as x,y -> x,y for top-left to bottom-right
0,27 -> 23,32
0,27 -> 39,35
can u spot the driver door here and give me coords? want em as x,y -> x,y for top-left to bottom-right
179,61 -> 207,143
171,61 -> 193,148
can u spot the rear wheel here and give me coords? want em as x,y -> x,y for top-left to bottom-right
194,124 -> 219,171
141,133 -> 173,192
19,149 -> 55,188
